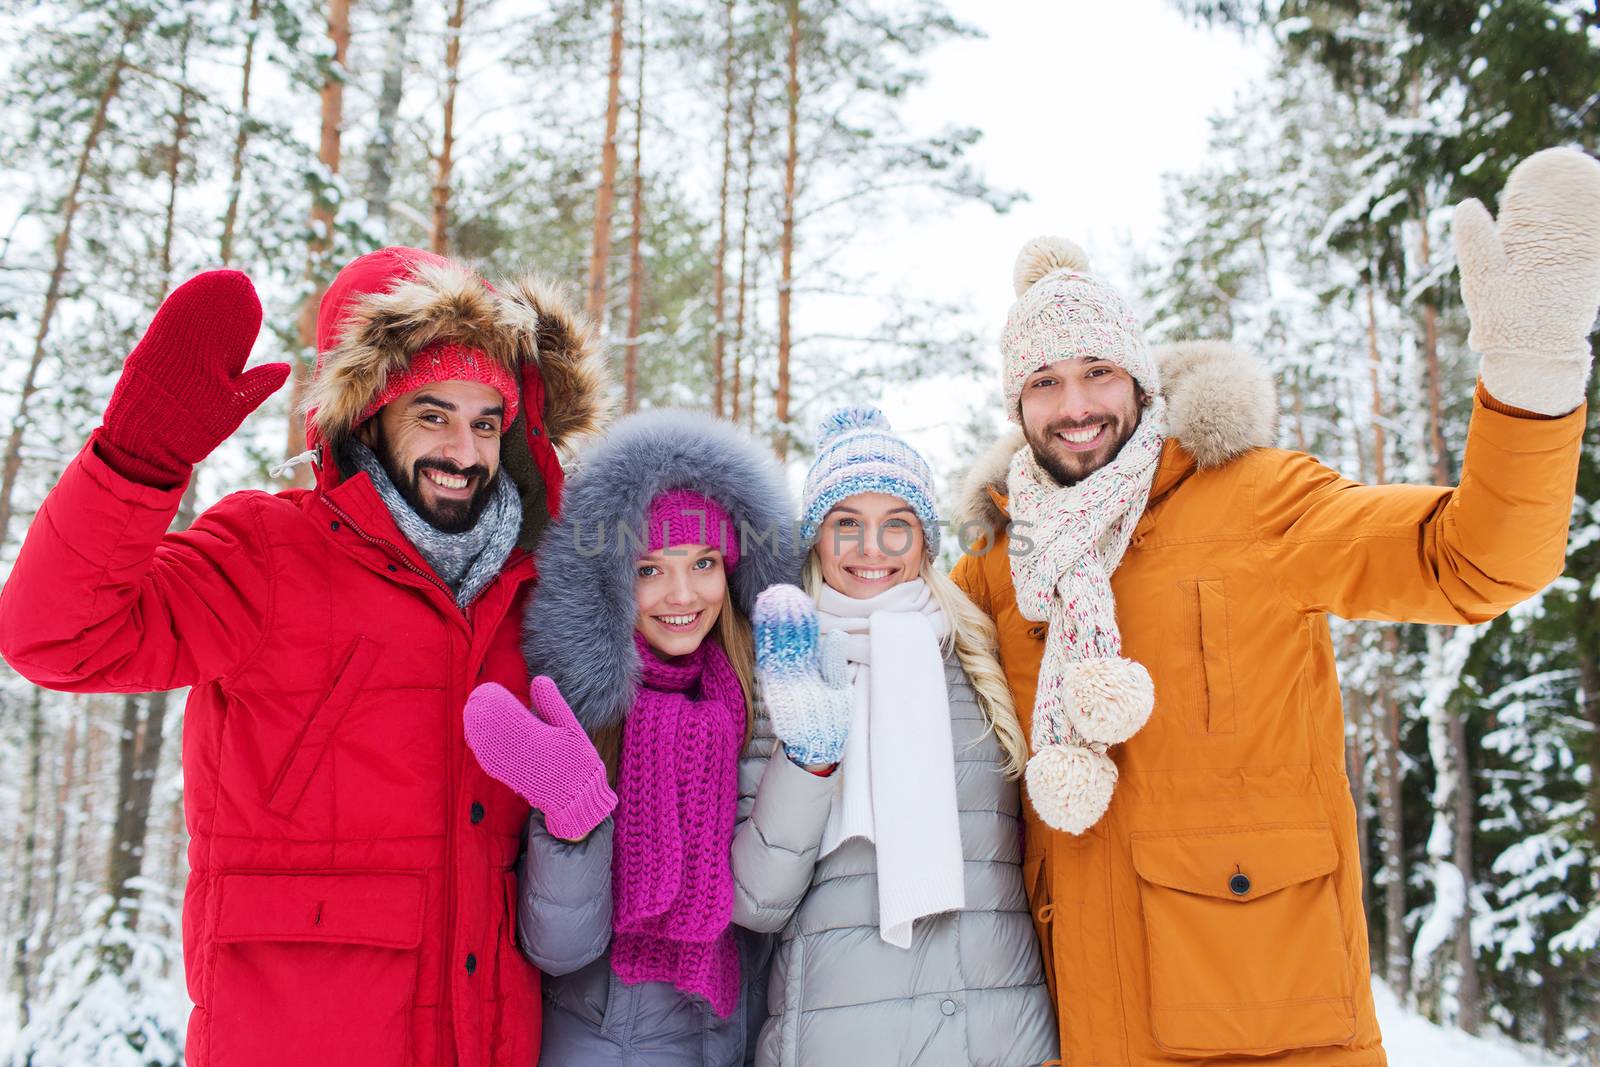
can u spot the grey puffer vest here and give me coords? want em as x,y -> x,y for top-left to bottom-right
514,720 -> 779,1067
731,655 -> 1060,1067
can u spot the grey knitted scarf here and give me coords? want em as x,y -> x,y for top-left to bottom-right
346,440 -> 521,608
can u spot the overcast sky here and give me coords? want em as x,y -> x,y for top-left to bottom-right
858,0 -> 1269,470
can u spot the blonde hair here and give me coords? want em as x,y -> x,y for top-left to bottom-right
802,553 -> 1028,779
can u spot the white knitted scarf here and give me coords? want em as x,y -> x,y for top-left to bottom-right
815,579 -> 964,949
1006,399 -> 1167,834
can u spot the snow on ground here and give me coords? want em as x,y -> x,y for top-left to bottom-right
0,979 -> 1562,1063
1373,980 -> 1554,1066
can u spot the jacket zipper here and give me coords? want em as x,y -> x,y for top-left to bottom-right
322,493 -> 463,1061
321,496 -> 459,607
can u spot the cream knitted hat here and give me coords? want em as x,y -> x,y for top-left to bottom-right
999,237 -> 1157,422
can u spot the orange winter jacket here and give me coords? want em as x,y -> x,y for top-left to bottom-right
950,342 -> 1586,1067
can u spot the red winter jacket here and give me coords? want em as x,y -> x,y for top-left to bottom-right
0,251 -> 608,1067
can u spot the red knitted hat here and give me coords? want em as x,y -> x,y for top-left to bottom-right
355,340 -> 520,428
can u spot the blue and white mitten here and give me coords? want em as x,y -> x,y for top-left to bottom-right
753,584 -> 853,766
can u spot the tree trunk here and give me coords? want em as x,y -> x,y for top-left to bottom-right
102,689 -> 172,943
747,253 -> 762,434
1415,195 -> 1480,1032
0,27 -> 135,548
104,696 -> 143,918
587,0 -> 626,329
10,690 -> 44,1028
431,0 -> 467,255
1364,282 -> 1387,484
366,0 -> 414,234
710,0 -> 736,417
1449,697 -> 1480,1033
1377,653 -> 1408,993
159,23 -> 194,295
776,0 -> 800,458
730,57 -> 759,426
220,0 -> 261,265
37,711 -> 79,972
622,1 -> 645,413
1365,278 -> 1408,992
67,701 -> 100,920
287,0 -> 352,481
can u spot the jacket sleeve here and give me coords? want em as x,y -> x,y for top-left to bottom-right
1259,390 -> 1586,624
516,812 -> 613,976
0,437 -> 274,692
731,743 -> 836,934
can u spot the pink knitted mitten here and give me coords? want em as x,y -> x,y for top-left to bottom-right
464,676 -> 617,839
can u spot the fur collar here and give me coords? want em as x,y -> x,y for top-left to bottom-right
523,411 -> 800,736
959,340 -> 1278,530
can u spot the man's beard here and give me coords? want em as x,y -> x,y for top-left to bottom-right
373,439 -> 496,533
1024,410 -> 1140,487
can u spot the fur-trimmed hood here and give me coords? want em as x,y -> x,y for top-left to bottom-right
303,246 -> 612,546
959,340 -> 1278,530
523,410 -> 800,736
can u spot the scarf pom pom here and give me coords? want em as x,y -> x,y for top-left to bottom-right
1063,656 -> 1155,746
1025,742 -> 1117,835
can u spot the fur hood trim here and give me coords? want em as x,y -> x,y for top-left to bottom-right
523,411 -> 800,736
306,259 -> 609,450
960,340 -> 1278,530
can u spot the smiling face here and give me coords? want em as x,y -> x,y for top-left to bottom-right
359,379 -> 506,533
814,492 -> 926,598
1018,357 -> 1143,485
634,545 -> 728,658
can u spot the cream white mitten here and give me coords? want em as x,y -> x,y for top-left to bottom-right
1454,146 -> 1600,416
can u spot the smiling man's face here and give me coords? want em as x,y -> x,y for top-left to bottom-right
359,379 -> 506,532
1018,358 -> 1143,486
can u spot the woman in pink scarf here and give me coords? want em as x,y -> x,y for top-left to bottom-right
462,410 -> 797,1066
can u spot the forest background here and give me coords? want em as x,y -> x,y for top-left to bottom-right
0,0 -> 1596,1063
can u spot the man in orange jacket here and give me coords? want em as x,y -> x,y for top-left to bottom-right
951,147 -> 1600,1065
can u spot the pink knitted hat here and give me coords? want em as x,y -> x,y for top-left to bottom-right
644,489 -> 740,570
355,339 -> 521,428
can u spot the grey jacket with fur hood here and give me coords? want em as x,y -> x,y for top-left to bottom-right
513,411 -> 800,1067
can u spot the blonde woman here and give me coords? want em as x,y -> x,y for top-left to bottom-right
731,407 -> 1058,1066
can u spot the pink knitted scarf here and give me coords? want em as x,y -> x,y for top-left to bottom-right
611,631 -> 746,1017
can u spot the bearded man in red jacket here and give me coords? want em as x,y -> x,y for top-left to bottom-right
0,247 -> 610,1067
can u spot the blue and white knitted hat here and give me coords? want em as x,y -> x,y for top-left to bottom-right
800,406 -> 941,557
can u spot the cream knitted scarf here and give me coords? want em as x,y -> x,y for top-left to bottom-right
1006,399 -> 1167,834
815,580 -> 963,949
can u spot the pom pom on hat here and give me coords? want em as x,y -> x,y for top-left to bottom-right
1013,236 -> 1092,296
999,234 -> 1156,420
815,405 -> 893,449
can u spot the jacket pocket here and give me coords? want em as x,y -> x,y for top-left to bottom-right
266,636 -> 382,817
1131,823 -> 1354,1057
206,870 -> 424,1067
492,869 -> 542,1064
1177,579 -> 1237,735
